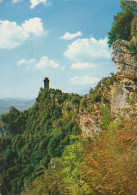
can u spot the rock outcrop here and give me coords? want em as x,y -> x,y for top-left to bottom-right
79,107 -> 101,138
79,40 -> 137,138
111,40 -> 137,115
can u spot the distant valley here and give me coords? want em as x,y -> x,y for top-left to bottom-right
0,98 -> 35,116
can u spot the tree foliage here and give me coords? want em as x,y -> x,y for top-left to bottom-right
0,73 -> 136,194
22,118 -> 137,195
0,89 -> 81,194
108,0 -> 137,46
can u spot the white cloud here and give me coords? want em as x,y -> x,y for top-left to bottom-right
18,0 -> 51,9
17,58 -> 36,70
71,62 -> 96,70
0,20 -> 28,50
0,18 -> 45,50
0,0 -> 22,3
61,31 -> 82,40
22,18 -> 44,35
36,56 -> 59,70
17,58 -> 36,66
17,56 -> 63,71
30,0 -> 50,9
70,76 -> 100,85
12,0 -> 22,3
2,0 -> 51,8
17,59 -> 27,66
17,56 -> 60,71
65,37 -> 110,61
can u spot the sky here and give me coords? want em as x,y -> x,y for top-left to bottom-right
0,0 -> 121,99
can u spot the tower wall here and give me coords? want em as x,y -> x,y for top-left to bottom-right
44,77 -> 49,89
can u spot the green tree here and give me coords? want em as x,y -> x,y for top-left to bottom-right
108,0 -> 137,46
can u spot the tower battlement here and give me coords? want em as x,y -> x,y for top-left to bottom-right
44,77 -> 50,89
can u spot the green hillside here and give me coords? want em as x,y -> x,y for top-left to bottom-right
22,117 -> 137,195
0,1 -> 137,194
0,73 -> 137,194
0,88 -> 82,194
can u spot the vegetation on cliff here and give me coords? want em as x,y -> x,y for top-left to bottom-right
108,0 -> 137,61
108,0 -> 137,46
21,117 -> 137,195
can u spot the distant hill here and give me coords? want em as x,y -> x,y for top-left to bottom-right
0,98 -> 35,116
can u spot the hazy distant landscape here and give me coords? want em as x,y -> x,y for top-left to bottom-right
0,98 -> 35,116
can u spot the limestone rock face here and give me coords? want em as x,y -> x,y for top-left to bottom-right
111,40 -> 137,115
79,40 -> 137,138
79,107 -> 101,138
111,40 -> 137,77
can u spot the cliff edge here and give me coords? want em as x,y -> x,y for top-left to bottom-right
111,40 -> 137,116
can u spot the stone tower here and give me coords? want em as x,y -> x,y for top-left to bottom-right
44,77 -> 50,89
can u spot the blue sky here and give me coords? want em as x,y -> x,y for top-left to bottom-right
0,0 -> 121,99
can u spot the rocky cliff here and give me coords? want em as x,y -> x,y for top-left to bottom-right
79,40 -> 137,138
111,40 -> 137,116
79,103 -> 101,138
